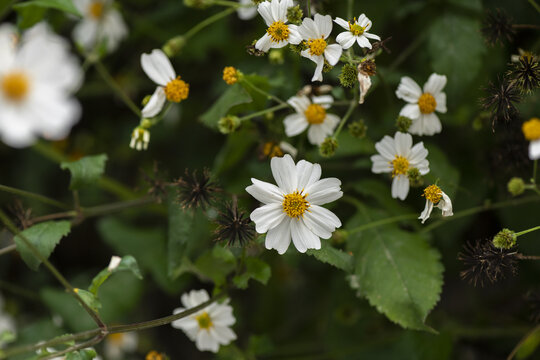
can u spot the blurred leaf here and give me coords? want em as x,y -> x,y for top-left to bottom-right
233,257 -> 271,289
60,154 -> 108,190
195,246 -> 236,286
65,348 -> 98,360
41,288 -> 96,332
306,241 -> 354,273
352,179 -> 414,216
14,3 -> 46,29
239,74 -> 270,109
213,128 -> 257,175
247,334 -> 275,357
424,143 -> 460,198
167,188 -> 195,279
13,0 -> 81,16
516,326 -> 540,359
74,289 -> 101,313
200,84 -> 252,129
448,0 -> 482,11
88,255 -> 143,296
14,221 -> 71,271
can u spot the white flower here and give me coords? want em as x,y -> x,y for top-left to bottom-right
395,73 -> 447,136
255,0 -> 301,52
522,118 -> 540,160
246,154 -> 343,254
418,185 -> 453,224
371,132 -> 430,200
0,23 -> 82,148
297,14 -> 343,82
107,255 -> 122,271
237,0 -> 257,20
172,289 -> 236,353
104,332 -> 137,359
72,0 -> 128,53
140,49 -> 189,118
129,126 -> 150,150
334,14 -> 380,50
284,94 -> 340,145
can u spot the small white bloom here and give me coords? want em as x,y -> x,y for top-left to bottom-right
246,154 -> 343,254
107,255 -> 122,271
395,73 -> 447,136
140,49 -> 189,118
72,0 -> 128,53
418,184 -> 453,224
371,132 -> 430,200
129,127 -> 150,151
334,14 -> 381,50
104,332 -> 137,359
172,289 -> 236,353
255,0 -> 301,52
297,14 -> 343,82
284,94 -> 340,145
0,23 -> 82,148
237,0 -> 257,20
522,118 -> 540,160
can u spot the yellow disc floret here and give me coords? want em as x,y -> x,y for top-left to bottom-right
282,191 -> 309,218
164,77 -> 189,102
390,155 -> 410,177
196,312 -> 213,330
267,21 -> 290,43
522,117 -> 540,141
222,66 -> 238,85
423,184 -> 442,204
349,19 -> 367,36
307,37 -> 327,56
304,104 -> 326,124
1,72 -> 29,102
146,351 -> 164,360
263,142 -> 284,158
418,93 -> 437,114
89,1 -> 104,19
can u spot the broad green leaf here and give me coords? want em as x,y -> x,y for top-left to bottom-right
306,241 -> 354,273
233,257 -> 271,289
60,154 -> 108,190
516,326 -> 540,359
41,288 -> 96,332
348,207 -> 443,331
13,0 -> 81,16
200,84 -> 252,129
88,255 -> 143,296
13,3 -> 46,29
13,221 -> 71,270
195,246 -> 236,286
167,188 -> 195,278
74,288 -> 101,313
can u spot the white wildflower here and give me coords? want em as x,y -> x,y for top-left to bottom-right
334,14 -> 380,50
418,184 -> 453,224
254,0 -> 301,52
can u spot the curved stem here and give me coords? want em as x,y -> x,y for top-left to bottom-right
94,60 -> 141,117
0,243 -> 16,256
348,213 -> 419,234
241,77 -> 289,106
184,7 -> 236,40
515,225 -> 540,237
41,334 -> 105,360
239,103 -> 289,122
0,184 -> 71,210
333,92 -> 358,138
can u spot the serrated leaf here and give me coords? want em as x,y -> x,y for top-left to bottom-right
88,255 -> 142,296
306,241 -> 354,273
60,154 -> 108,190
13,0 -> 81,16
233,257 -> 271,289
200,84 -> 252,129
13,221 -> 71,271
195,246 -> 236,285
348,207 -> 443,331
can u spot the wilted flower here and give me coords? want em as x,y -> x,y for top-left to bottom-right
215,200 -> 255,246
334,14 -> 381,50
508,54 -> 540,93
175,169 -> 219,210
481,78 -> 521,126
418,184 -> 453,224
481,9 -> 515,46
129,127 -> 150,151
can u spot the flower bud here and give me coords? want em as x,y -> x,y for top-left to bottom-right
396,115 -> 413,132
218,115 -> 241,134
162,36 -> 186,57
141,95 -> 152,106
407,167 -> 424,187
492,228 -> 517,249
286,5 -> 303,24
319,137 -> 338,157
348,120 -> 367,138
507,177 -> 525,196
339,64 -> 357,88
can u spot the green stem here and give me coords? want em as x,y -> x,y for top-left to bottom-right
0,184 -> 71,210
348,213 -> 419,234
239,103 -> 289,122
307,0 -> 311,17
41,334 -> 104,360
507,324 -> 540,360
532,159 -> 538,184
515,225 -> 540,237
347,0 -> 353,19
333,93 -> 358,138
212,0 -> 241,7
527,0 -> 540,14
82,197 -> 156,217
241,77 -> 288,106
94,60 -> 141,117
184,7 -> 236,40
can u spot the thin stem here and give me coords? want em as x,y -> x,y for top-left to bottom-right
307,0 -> 311,17
507,324 -> 540,360
333,92 -> 358,138
516,225 -> 540,237
532,159 -> 538,184
389,31 -> 428,71
527,0 -> 540,14
28,211 -> 78,225
212,0 -> 241,7
241,77 -> 288,106
513,24 -> 540,30
0,244 -> 16,256
94,60 -> 141,117
0,184 -> 71,210
82,197 -> 155,217
347,0 -> 353,19
184,7 -> 236,40
41,335 -> 105,360
239,103 -> 289,122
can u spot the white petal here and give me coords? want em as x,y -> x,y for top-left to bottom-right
336,31 -> 356,49
196,330 -> 219,353
296,160 -> 322,189
141,49 -> 175,86
287,95 -> 310,114
312,95 -> 333,108
356,35 -> 372,49
246,178 -> 284,204
395,76 -> 422,103
530,139 -> 540,160
257,0 -> 275,26
211,326 -> 237,344
394,131 -> 412,157
435,92 -> 447,113
265,217 -> 291,254
279,141 -> 298,158
423,73 -> 447,94
250,203 -> 286,233
255,33 -> 273,52
271,154 -> 297,193
364,32 -> 381,41
307,124 -> 327,145
283,113 -> 308,136
305,205 -> 341,232
324,44 -> 342,65
298,17 -> 319,39
305,178 -> 342,203
371,155 -> 392,173
399,103 -> 421,120
141,87 -> 166,118
0,25 -> 16,69
237,0 -> 257,20
290,219 -> 320,253
288,24 -> 302,45
333,17 -> 349,30
437,192 -> 453,217
409,142 -> 428,164
310,55 -> 325,82
314,13 -> 332,38
374,135 -> 396,160
418,199 -> 433,224
72,20 -> 98,50
391,176 -> 410,200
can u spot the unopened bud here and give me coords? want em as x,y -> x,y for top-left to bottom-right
407,167 -> 423,187
396,115 -> 413,132
286,5 -> 303,24
218,115 -> 241,134
492,228 -> 517,249
163,36 -> 186,57
339,64 -> 358,88
348,120 -> 367,138
319,137 -> 338,157
507,177 -> 525,196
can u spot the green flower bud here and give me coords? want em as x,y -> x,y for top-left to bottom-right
323,60 -> 333,73
492,228 -> 517,249
319,137 -> 338,157
407,167 -> 424,187
348,120 -> 367,138
507,177 -> 525,196
141,95 -> 152,106
140,118 -> 152,128
396,115 -> 413,132
289,42 -> 307,55
218,115 -> 241,134
339,64 -> 358,88
163,36 -> 186,57
268,49 -> 284,64
331,229 -> 349,245
286,4 -> 303,24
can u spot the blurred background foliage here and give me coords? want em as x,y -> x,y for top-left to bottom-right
1,0 -> 540,358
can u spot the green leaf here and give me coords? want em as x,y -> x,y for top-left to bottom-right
65,348 -> 98,360
60,154 -> 108,190
13,221 -> 71,271
167,188 -> 195,279
233,257 -> 271,289
74,288 -> 101,313
200,84 -> 252,129
88,255 -> 143,296
195,246 -> 236,286
516,326 -> 540,359
13,0 -> 81,17
13,3 -> 46,29
348,207 -> 443,331
306,241 -> 354,273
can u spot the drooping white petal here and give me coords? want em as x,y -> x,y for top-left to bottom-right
141,87 -> 167,118
196,330 -> 219,353
308,205 -> 342,229
324,44 -> 342,65
418,199 -> 434,224
265,217 -> 292,254
437,191 -> 453,217
307,124 -> 327,145
290,219 -> 320,253
141,49 -> 175,86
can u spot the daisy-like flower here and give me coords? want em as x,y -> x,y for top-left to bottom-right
171,289 -> 236,353
237,0 -> 257,20
418,184 -> 453,224
246,154 -> 343,254
72,0 -> 128,53
140,49 -> 189,118
522,117 -> 540,160
334,14 -> 381,50
104,332 -> 138,359
0,23 -> 82,148
297,14 -> 343,82
395,73 -> 447,136
371,132 -> 430,200
255,0 -> 301,52
284,94 -> 340,145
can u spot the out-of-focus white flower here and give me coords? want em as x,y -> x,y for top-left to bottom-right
72,0 -> 128,52
395,73 -> 447,136
129,126 -> 150,151
107,255 -> 122,271
418,184 -> 453,224
104,332 -> 138,359
334,14 -> 380,50
254,0 -> 301,52
237,0 -> 257,20
0,23 -> 82,148
246,154 -> 343,254
172,289 -> 236,353
522,117 -> 540,160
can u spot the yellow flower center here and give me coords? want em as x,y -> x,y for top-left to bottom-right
390,155 -> 409,177
423,184 -> 442,204
263,141 -> 284,158
89,1 -> 104,19
222,66 -> 238,85
146,351 -> 163,360
267,21 -> 290,42
164,77 -> 189,103
1,72 -> 30,102
349,19 -> 367,36
307,37 -> 327,56
196,312 -> 213,330
282,191 -> 309,218
522,118 -> 540,141
304,104 -> 326,124
108,333 -> 125,346
417,93 -> 437,114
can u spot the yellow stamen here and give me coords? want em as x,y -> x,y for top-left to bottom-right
423,184 -> 443,204
196,312 -> 213,330
307,37 -> 327,56
282,191 -> 309,218
348,18 -> 367,36
89,1 -> 104,19
304,104 -> 326,124
263,142 -> 284,158
390,155 -> 409,177
164,77 -> 189,102
1,72 -> 29,102
417,93 -> 437,114
222,66 -> 238,85
522,118 -> 540,141
267,21 -> 290,42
